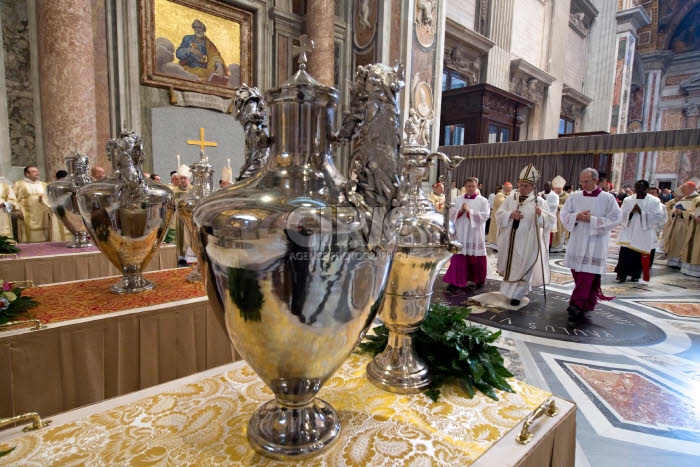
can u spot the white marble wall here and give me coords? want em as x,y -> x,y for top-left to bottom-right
446,0 -> 476,31
511,0 -> 547,69
564,27 -> 587,92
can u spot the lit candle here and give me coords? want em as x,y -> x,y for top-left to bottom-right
177,154 -> 181,168
227,158 -> 231,168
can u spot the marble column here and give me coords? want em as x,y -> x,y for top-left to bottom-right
305,0 -> 334,87
36,0 -> 98,180
484,0 -> 514,90
639,51 -> 670,183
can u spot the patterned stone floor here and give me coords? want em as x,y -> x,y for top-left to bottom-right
434,239 -> 700,467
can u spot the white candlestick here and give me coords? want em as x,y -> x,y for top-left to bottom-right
227,158 -> 231,168
177,154 -> 181,168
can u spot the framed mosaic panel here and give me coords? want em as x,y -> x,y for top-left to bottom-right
140,0 -> 253,97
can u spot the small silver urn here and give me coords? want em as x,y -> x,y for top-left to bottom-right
366,122 -> 462,393
45,153 -> 94,248
177,150 -> 213,283
194,41 -> 403,459
77,131 -> 175,294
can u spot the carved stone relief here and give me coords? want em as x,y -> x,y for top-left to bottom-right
444,46 -> 480,84
682,103 -> 699,117
410,81 -> 435,146
414,0 -> 438,47
510,72 -> 545,103
569,12 -> 589,37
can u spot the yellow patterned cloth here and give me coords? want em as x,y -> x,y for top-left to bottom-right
0,354 -> 551,465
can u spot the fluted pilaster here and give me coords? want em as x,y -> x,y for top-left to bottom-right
484,0 -> 514,89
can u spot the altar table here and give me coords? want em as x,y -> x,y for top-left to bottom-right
0,268 -> 237,420
0,353 -> 576,466
0,242 -> 177,285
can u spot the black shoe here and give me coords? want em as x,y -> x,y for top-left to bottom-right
510,299 -> 520,306
615,275 -> 626,282
178,259 -> 188,267
566,304 -> 580,314
630,277 -> 639,282
446,284 -> 460,292
475,283 -> 484,289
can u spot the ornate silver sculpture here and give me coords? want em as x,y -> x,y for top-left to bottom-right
77,130 -> 175,294
193,38 -> 402,459
177,150 -> 213,283
45,153 -> 94,248
234,84 -> 269,181
366,121 -> 463,393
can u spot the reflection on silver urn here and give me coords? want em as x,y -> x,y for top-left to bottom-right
77,130 -> 175,294
177,150 -> 213,283
366,122 -> 463,393
45,152 -> 94,248
193,41 -> 403,459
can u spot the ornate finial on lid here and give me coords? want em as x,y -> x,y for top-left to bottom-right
298,34 -> 314,71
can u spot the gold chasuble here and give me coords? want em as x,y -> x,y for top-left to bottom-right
13,179 -> 51,243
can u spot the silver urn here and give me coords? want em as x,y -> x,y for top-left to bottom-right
193,44 -> 402,459
366,124 -> 462,393
77,130 -> 175,294
177,150 -> 214,283
45,153 -> 94,248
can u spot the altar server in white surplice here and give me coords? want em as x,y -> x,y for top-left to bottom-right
561,168 -> 621,315
496,165 -> 554,307
615,180 -> 667,283
442,177 -> 490,290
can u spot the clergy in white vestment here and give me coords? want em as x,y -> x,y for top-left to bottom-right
661,182 -> 698,268
442,177 -> 490,289
0,179 -> 19,238
561,168 -> 621,315
539,180 -> 559,250
12,166 -> 51,243
615,180 -> 667,282
495,165 -> 554,306
550,176 -> 568,252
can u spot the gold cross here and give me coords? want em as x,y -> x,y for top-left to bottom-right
187,128 -> 217,151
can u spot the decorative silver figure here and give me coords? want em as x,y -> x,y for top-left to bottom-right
193,38 -> 402,459
366,121 -> 463,393
233,84 -> 269,181
77,131 -> 175,294
45,153 -> 94,248
177,150 -> 213,283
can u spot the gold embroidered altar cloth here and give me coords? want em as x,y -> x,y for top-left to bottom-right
0,353 -> 575,466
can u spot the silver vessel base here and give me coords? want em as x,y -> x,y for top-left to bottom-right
247,397 -> 341,459
366,352 -> 432,394
185,264 -> 203,283
66,239 -> 94,248
110,274 -> 156,294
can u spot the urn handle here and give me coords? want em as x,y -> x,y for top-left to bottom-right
427,151 -> 464,253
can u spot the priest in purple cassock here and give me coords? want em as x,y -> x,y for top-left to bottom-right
561,167 -> 621,315
443,177 -> 491,289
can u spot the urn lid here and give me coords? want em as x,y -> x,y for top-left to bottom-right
266,35 -> 339,105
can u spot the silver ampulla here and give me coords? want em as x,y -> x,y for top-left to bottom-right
366,120 -> 463,393
193,37 -> 403,460
77,131 -> 175,294
45,153 -> 94,248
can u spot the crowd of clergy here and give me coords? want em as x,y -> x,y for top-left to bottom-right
429,164 -> 700,317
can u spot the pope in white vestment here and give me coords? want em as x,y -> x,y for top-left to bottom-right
495,165 -> 554,306
443,178 -> 490,289
561,168 -> 621,315
615,180 -> 667,282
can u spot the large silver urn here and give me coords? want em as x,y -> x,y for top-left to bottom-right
366,124 -> 463,393
177,150 -> 214,283
45,152 -> 94,248
193,44 -> 402,459
77,131 -> 175,294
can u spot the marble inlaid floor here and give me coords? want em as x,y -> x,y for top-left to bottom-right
435,240 -> 700,467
